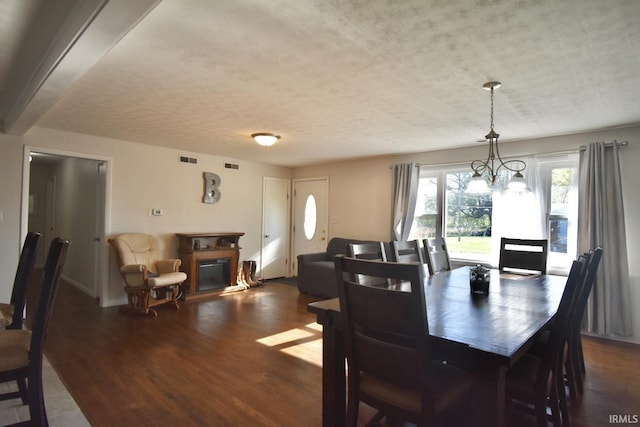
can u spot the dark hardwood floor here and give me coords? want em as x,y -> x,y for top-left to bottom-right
44,280 -> 640,427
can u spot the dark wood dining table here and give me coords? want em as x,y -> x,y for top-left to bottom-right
308,266 -> 567,427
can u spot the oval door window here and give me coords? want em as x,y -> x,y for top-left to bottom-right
304,194 -> 317,240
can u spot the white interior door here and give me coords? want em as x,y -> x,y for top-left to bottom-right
261,177 -> 290,279
292,177 -> 329,276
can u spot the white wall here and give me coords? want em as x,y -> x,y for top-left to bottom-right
293,156 -> 394,242
0,126 -> 292,307
294,125 -> 640,344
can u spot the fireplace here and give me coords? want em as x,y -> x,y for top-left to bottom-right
176,232 -> 245,300
198,258 -> 231,291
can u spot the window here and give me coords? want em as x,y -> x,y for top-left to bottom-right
409,154 -> 579,272
445,171 -> 493,262
541,162 -> 579,268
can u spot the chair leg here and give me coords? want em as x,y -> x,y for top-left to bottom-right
28,365 -> 49,427
547,384 -> 562,427
569,332 -> 584,396
556,364 -> 570,425
577,336 -> 585,375
346,379 -> 359,427
346,399 -> 359,427
535,393 -> 549,427
119,288 -> 156,316
17,378 -> 28,405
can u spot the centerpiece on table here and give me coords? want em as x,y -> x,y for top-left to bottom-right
469,264 -> 490,294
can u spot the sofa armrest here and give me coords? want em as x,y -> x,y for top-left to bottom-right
298,252 -> 328,264
298,252 -> 327,276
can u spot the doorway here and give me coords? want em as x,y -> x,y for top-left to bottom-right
292,177 -> 329,276
260,177 -> 291,279
22,147 -> 110,306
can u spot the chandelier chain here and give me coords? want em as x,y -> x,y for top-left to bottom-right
489,85 -> 495,131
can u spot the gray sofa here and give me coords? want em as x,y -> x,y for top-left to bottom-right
297,237 -> 381,298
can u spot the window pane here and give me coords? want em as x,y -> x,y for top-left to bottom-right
409,176 -> 438,240
549,167 -> 576,255
303,195 -> 317,240
444,172 -> 492,259
549,216 -> 568,253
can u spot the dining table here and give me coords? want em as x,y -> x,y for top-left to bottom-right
308,265 -> 567,427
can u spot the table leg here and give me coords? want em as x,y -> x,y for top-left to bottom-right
471,363 -> 507,427
321,320 -> 345,427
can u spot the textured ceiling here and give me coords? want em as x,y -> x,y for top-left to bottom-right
2,0 -> 640,167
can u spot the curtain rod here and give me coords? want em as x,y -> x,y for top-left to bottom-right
579,140 -> 628,151
390,140 -> 629,169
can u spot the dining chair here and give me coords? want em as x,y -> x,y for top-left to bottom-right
0,232 -> 42,330
506,257 -> 586,427
0,237 -> 69,427
422,237 -> 451,275
566,246 -> 603,397
499,237 -> 548,274
334,255 -> 472,426
391,240 -> 424,264
525,249 -> 601,423
346,242 -> 390,287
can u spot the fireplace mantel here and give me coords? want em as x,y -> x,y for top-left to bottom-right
176,232 -> 245,300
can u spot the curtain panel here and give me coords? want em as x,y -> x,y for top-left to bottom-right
391,163 -> 419,241
578,141 -> 632,336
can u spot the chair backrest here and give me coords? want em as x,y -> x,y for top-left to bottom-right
572,246 -> 604,332
29,238 -> 70,365
8,232 -> 42,329
498,238 -> 548,274
110,233 -> 160,274
422,237 -> 451,275
347,242 -> 389,286
334,255 -> 434,413
537,258 -> 586,374
391,240 -> 424,264
347,242 -> 388,261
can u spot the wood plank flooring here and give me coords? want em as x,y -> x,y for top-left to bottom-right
42,280 -> 639,427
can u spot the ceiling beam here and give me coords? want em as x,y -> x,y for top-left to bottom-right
1,0 -> 160,135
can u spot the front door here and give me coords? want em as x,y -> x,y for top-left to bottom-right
292,177 -> 329,276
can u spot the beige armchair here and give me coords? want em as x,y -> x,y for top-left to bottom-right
109,233 -> 186,316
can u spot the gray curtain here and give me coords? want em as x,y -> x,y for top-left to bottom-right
578,141 -> 632,336
391,163 -> 419,241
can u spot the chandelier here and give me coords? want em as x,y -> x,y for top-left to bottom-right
468,82 -> 530,194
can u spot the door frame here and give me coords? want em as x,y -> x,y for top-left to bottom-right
21,145 -> 112,307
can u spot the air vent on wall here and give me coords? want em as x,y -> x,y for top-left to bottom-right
225,162 -> 239,170
180,156 -> 198,164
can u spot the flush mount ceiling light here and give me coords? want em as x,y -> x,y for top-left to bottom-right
251,133 -> 280,147
468,82 -> 530,194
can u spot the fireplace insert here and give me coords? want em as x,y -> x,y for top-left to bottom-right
198,258 -> 231,291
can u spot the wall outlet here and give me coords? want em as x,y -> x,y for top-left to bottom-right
150,208 -> 163,216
